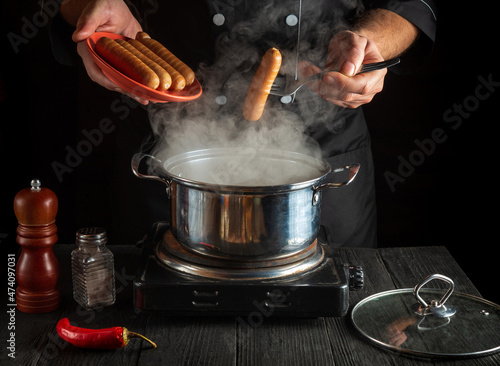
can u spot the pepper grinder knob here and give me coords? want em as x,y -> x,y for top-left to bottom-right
347,265 -> 364,291
14,179 -> 60,313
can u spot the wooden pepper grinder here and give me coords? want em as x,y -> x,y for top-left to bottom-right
14,179 -> 60,313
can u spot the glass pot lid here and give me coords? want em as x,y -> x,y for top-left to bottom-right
351,274 -> 500,359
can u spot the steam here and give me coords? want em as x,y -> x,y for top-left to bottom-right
147,89 -> 320,164
144,1 -> 362,181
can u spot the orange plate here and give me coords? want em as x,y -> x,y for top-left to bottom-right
86,32 -> 202,103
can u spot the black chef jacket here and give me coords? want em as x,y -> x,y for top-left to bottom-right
50,0 -> 436,248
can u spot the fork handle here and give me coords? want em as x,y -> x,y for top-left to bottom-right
321,57 -> 400,76
358,57 -> 400,73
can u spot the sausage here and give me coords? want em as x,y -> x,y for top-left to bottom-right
95,37 -> 160,90
242,47 -> 282,121
127,39 -> 186,91
135,31 -> 151,41
138,38 -> 195,86
115,39 -> 172,91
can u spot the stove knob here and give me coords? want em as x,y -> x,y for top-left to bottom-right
348,265 -> 364,291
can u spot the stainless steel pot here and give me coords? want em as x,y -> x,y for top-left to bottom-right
131,148 -> 359,261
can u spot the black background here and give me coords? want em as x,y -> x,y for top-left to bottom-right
1,3 -> 498,304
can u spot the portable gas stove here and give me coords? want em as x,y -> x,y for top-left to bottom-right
133,222 -> 363,317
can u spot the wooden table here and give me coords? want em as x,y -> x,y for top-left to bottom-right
8,244 -> 500,365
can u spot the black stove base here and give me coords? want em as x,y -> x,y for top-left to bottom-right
133,224 -> 362,317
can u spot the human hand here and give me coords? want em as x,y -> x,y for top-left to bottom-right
63,0 -> 150,104
300,30 -> 387,108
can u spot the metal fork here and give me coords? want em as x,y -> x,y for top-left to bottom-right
269,57 -> 400,97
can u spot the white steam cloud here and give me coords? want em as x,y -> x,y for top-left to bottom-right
144,1 -> 362,183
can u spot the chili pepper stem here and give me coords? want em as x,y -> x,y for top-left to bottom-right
123,328 -> 157,348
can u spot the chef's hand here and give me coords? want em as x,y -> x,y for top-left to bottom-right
300,30 -> 386,108
61,0 -> 150,104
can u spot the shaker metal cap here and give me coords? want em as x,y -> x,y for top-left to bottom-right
76,227 -> 107,244
30,179 -> 41,190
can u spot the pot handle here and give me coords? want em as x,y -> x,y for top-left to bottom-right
131,153 -> 172,197
312,164 -> 360,205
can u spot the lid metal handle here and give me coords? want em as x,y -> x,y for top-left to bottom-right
413,274 -> 456,318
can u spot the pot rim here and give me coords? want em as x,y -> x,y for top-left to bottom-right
157,147 -> 332,193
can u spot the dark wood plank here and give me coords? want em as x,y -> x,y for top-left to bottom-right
378,246 -> 483,296
138,315 -> 236,366
9,245 -> 500,366
339,247 -> 399,302
235,317 -> 334,366
10,309 -> 67,366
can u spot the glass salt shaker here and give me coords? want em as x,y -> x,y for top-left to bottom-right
71,227 -> 116,309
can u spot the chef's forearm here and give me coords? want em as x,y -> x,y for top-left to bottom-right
353,8 -> 419,59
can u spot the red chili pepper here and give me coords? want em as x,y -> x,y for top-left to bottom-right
56,318 -> 156,349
